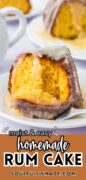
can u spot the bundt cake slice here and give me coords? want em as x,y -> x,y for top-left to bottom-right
43,0 -> 86,39
8,47 -> 82,120
0,0 -> 31,14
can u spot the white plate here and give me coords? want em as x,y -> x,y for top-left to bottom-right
0,70 -> 86,129
5,0 -> 49,21
27,17 -> 86,61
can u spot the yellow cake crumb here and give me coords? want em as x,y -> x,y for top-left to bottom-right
10,55 -> 70,106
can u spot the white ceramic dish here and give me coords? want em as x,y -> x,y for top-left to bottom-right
0,69 -> 86,129
5,0 -> 49,21
27,17 -> 86,61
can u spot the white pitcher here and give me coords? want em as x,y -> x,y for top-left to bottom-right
0,7 -> 27,66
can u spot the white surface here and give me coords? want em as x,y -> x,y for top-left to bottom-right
27,17 -> 86,61
30,0 -> 49,10
0,69 -> 86,129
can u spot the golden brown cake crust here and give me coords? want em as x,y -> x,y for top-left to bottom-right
43,0 -> 86,34
8,48 -> 83,120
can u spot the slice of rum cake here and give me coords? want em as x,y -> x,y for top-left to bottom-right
8,47 -> 83,120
